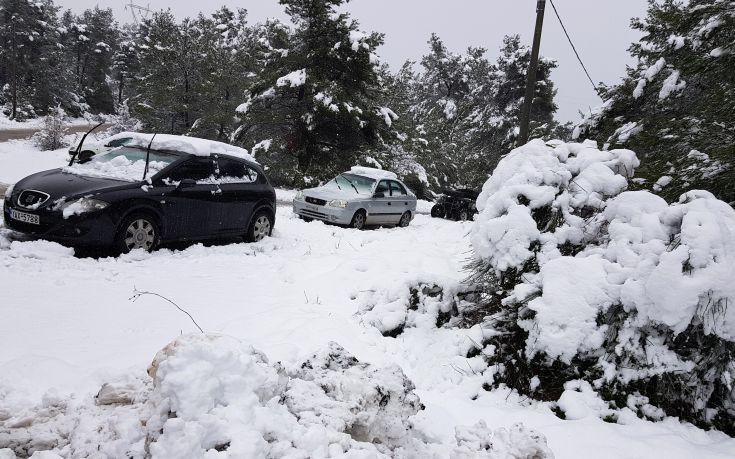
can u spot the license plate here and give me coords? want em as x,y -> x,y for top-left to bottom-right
306,204 -> 318,211
9,208 -> 39,225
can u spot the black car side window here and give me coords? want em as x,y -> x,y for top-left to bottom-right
376,180 -> 391,196
164,158 -> 216,184
390,181 -> 407,196
217,158 -> 259,184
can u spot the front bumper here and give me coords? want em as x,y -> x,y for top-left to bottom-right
292,199 -> 353,225
3,199 -> 117,246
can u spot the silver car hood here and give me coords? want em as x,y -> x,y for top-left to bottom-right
304,185 -> 370,201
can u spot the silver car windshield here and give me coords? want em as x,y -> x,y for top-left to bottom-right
330,173 -> 375,194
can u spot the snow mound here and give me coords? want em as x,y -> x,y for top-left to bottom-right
102,132 -> 255,162
0,334 -> 556,458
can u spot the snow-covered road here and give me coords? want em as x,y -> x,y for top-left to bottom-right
2,141 -> 734,458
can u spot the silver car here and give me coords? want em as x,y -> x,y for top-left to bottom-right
292,167 -> 417,229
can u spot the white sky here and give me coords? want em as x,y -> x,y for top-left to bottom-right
59,0 -> 649,123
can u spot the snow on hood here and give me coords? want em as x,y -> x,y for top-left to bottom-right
103,132 -> 256,163
350,166 -> 397,180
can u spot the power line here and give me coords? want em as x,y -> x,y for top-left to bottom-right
548,0 -> 600,96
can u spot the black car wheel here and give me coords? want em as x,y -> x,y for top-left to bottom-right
457,209 -> 469,221
245,210 -> 273,242
115,213 -> 160,253
350,210 -> 366,230
430,204 -> 445,218
398,211 -> 411,228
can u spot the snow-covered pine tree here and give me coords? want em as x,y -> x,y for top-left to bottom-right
188,7 -> 254,141
0,0 -> 65,119
58,7 -> 117,114
131,11 -> 196,133
575,0 -> 735,205
233,0 -> 395,186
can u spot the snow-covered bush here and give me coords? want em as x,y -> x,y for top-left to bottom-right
467,139 -> 735,434
31,107 -> 69,151
0,334 -> 555,457
105,101 -> 141,136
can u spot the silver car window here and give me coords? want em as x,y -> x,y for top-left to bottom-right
376,180 -> 391,196
390,181 -> 407,196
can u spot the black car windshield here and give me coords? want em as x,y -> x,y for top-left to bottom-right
63,147 -> 180,182
329,173 -> 375,194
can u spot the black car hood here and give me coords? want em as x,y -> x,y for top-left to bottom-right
14,169 -> 136,200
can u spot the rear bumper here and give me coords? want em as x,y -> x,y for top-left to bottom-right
3,200 -> 117,246
292,199 -> 353,225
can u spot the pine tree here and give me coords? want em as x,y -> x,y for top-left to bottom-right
0,0 -> 63,119
234,0 -> 395,186
575,0 -> 735,205
189,7 -> 253,141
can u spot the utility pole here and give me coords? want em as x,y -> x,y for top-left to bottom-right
518,0 -> 546,146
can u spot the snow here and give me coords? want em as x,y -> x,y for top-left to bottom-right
471,139 -> 735,404
62,156 -> 169,182
2,141 -> 735,457
659,70 -> 686,100
102,132 -> 255,162
276,69 -> 306,88
0,141 -> 68,184
349,166 -> 398,180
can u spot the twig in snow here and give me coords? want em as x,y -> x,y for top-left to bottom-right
130,288 -> 204,333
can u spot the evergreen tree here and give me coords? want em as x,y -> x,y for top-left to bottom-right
575,0 -> 735,205
189,7 -> 253,141
234,0 -> 395,186
0,0 -> 63,119
58,7 -> 117,114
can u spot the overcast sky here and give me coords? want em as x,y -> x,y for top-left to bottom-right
59,0 -> 649,123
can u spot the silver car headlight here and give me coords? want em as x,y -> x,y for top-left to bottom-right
294,191 -> 304,200
60,197 -> 109,218
4,183 -> 15,199
328,199 -> 348,208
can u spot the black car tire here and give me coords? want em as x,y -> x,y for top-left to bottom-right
457,209 -> 469,221
430,204 -> 445,218
298,215 -> 313,222
398,211 -> 411,228
350,210 -> 366,230
115,213 -> 160,254
245,210 -> 273,242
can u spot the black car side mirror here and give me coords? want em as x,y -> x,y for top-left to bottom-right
373,191 -> 385,198
177,178 -> 197,189
78,150 -> 95,164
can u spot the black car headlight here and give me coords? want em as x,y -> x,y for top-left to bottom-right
59,197 -> 109,219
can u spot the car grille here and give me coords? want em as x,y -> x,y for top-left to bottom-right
305,196 -> 327,206
299,209 -> 329,220
17,190 -> 50,209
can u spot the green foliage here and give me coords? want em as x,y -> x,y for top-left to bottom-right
576,0 -> 735,205
234,0 -> 394,186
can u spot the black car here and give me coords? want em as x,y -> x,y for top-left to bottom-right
3,142 -> 276,253
430,188 -> 480,221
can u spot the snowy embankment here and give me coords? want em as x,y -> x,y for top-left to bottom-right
1,140 -> 734,457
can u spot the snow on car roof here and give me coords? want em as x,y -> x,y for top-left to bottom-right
349,166 -> 398,180
103,132 -> 256,163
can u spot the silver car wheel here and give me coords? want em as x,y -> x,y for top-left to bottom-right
253,215 -> 271,241
351,212 -> 365,230
124,219 -> 156,251
399,212 -> 411,227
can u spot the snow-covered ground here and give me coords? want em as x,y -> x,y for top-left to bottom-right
1,141 -> 734,457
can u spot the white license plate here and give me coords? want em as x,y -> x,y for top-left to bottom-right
306,204 -> 318,211
9,208 -> 39,225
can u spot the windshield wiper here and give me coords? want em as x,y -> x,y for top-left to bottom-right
68,122 -> 104,166
339,174 -> 359,194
